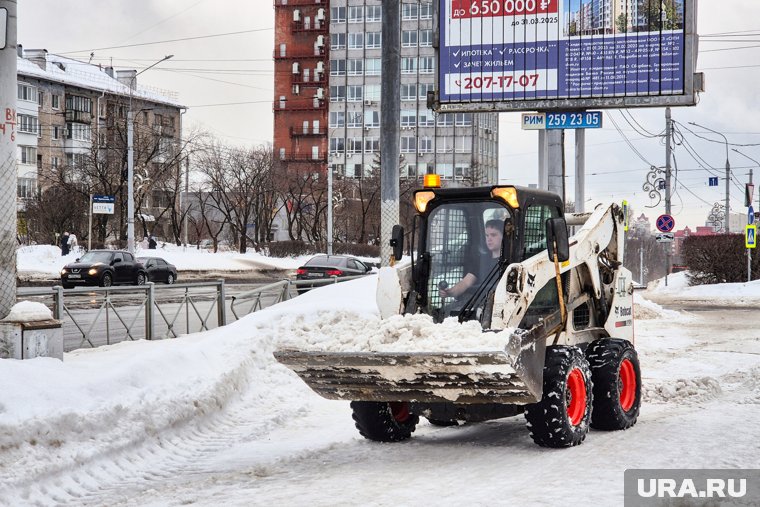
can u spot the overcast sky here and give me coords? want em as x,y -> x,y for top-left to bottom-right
17,1 -> 760,230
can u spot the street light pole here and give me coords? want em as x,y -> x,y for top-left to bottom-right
127,54 -> 174,253
689,122 -> 730,234
733,148 -> 759,282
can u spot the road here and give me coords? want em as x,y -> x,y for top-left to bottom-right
5,292 -> 760,505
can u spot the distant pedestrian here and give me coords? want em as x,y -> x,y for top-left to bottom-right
67,233 -> 78,254
148,236 -> 157,249
61,231 -> 70,256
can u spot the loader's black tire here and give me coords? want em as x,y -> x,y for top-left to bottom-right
524,346 -> 593,448
586,338 -> 641,431
350,401 -> 419,442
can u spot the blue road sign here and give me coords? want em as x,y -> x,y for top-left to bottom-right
747,225 -> 757,249
545,111 -> 603,130
750,206 -> 755,225
709,177 -> 719,187
656,214 -> 675,233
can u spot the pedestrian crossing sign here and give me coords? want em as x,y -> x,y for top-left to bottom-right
747,225 -> 757,249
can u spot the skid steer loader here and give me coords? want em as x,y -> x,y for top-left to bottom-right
275,183 -> 641,448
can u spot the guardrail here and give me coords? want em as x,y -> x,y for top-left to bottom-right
17,281 -> 226,351
229,275 -> 369,320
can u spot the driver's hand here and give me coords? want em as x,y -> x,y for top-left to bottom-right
439,288 -> 450,298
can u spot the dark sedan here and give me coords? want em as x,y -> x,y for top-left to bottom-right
295,254 -> 372,292
137,257 -> 178,284
60,250 -> 148,288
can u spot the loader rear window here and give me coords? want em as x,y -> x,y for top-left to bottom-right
523,205 -> 559,260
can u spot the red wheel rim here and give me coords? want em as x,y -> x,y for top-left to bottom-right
566,368 -> 587,426
619,359 -> 637,412
389,402 -> 410,423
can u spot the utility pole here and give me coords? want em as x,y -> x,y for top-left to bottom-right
750,168 -> 754,282
0,0 -> 17,319
379,0 -> 400,267
665,107 -> 672,287
690,121 -> 730,234
184,156 -> 189,247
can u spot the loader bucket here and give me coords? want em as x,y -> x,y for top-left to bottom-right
274,326 -> 547,405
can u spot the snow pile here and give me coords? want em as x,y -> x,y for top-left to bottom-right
646,271 -> 690,292
643,376 -> 722,404
634,295 -> 692,322
2,301 -> 53,322
278,312 -> 514,353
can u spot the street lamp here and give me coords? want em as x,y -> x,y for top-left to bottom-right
127,54 -> 174,253
689,121 -> 730,234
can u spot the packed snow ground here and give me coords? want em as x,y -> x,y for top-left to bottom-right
1,268 -> 760,506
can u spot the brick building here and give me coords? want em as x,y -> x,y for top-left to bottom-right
273,0 -> 499,184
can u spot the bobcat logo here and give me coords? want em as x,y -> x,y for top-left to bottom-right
614,305 -> 632,317
527,273 -> 536,288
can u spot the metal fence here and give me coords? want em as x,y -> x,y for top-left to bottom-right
230,275 -> 369,320
17,281 -> 226,352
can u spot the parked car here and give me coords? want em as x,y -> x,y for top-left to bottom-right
60,250 -> 148,288
295,254 -> 372,292
137,257 -> 178,284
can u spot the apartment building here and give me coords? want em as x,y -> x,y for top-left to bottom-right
15,48 -> 183,220
273,0 -> 499,186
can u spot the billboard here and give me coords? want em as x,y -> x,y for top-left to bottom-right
434,0 -> 698,112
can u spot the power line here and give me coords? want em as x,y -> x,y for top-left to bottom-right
57,27 -> 273,54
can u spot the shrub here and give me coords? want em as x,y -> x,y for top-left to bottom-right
264,241 -> 380,259
681,234 -> 758,285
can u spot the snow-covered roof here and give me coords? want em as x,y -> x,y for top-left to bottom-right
17,52 -> 184,109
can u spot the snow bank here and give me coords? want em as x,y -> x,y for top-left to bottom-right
634,294 -> 692,322
643,377 -> 722,404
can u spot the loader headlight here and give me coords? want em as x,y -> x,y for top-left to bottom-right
491,187 -> 520,208
413,190 -> 436,213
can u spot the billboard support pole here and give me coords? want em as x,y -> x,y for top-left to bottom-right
547,129 -> 563,199
538,130 -> 548,190
574,129 -> 585,213
88,194 -> 93,252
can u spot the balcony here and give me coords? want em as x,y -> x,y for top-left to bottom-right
274,47 -> 326,60
290,127 -> 327,137
291,75 -> 327,87
153,123 -> 176,137
292,20 -> 328,33
65,110 -> 93,124
274,0 -> 324,6
273,98 -> 326,112
280,153 -> 327,163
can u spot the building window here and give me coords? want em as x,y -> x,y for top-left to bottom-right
19,146 -> 37,165
51,156 -> 60,170
364,84 -> 381,101
420,29 -> 433,47
419,83 -> 434,99
366,5 -> 382,22
348,5 -> 363,22
38,92 -> 44,107
402,4 -> 418,20
347,138 -> 362,154
437,113 -> 454,127
53,125 -> 61,140
456,136 -> 472,152
401,110 -> 417,127
330,86 -> 346,102
437,137 -> 453,153
330,138 -> 345,153
364,110 -> 380,128
347,59 -> 364,76
331,7 -> 346,22
420,2 -> 433,19
438,163 -> 454,179
18,115 -> 39,134
66,152 -> 86,169
419,137 -> 433,153
330,33 -> 346,49
17,83 -> 37,103
401,136 -> 417,153
419,57 -> 435,74
365,58 -> 381,75
67,122 -> 92,141
330,59 -> 346,76
364,137 -> 379,153
418,109 -> 435,126
366,32 -> 381,48
331,164 -> 345,177
455,113 -> 473,126
51,94 -> 60,109
17,178 -> 37,199
347,85 -> 363,102
279,96 -> 286,108
401,58 -> 417,74
348,32 -> 364,49
401,84 -> 417,101
279,148 -> 286,160
329,111 -> 345,128
402,30 -> 418,47
347,112 -> 363,128
65,95 -> 92,113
